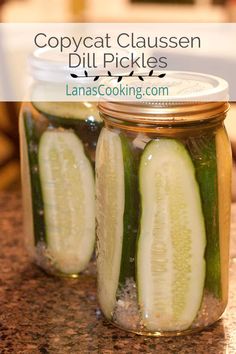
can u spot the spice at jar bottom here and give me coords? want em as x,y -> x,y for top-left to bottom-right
95,72 -> 232,336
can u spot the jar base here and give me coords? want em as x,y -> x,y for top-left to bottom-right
37,264 -> 97,280
109,318 -> 222,337
31,255 -> 97,278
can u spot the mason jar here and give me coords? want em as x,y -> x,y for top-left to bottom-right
95,72 -> 232,335
19,51 -> 102,277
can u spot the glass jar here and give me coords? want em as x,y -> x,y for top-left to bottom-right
95,73 -> 232,336
19,50 -> 102,277
20,101 -> 102,277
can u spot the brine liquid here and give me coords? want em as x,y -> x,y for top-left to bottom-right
20,102 -> 102,276
97,123 -> 231,335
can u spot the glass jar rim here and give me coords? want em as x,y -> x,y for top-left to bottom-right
98,101 -> 229,126
98,72 -> 229,124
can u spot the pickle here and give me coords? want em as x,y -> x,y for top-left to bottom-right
96,129 -> 139,318
187,134 -> 221,299
33,102 -> 102,122
23,113 -> 46,244
38,129 -> 95,274
32,102 -> 102,162
96,128 -> 125,319
138,139 -> 206,331
119,134 -> 139,285
216,126 -> 232,304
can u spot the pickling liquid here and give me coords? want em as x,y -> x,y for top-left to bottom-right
96,119 -> 232,336
20,102 -> 102,277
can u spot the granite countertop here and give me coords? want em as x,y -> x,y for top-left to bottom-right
0,192 -> 236,354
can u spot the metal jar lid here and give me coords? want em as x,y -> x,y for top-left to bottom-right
98,72 -> 229,125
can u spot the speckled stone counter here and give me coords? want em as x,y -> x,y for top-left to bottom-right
0,192 -> 236,354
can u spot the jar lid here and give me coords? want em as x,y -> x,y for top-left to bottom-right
29,48 -> 111,83
29,48 -> 72,83
29,48 -> 132,83
98,72 -> 229,125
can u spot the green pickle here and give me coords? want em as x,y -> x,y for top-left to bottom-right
119,134 -> 139,285
138,139 -> 206,332
95,129 -> 139,319
23,112 -> 46,245
187,133 -> 221,299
